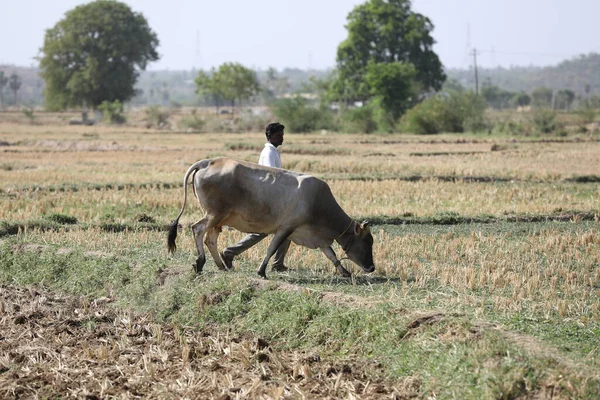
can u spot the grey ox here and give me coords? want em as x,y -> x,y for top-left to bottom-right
167,157 -> 375,278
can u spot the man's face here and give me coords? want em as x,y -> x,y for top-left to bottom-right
269,130 -> 284,147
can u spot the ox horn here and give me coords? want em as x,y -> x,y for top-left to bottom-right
360,220 -> 371,229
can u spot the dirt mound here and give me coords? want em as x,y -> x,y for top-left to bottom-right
0,285 -> 416,399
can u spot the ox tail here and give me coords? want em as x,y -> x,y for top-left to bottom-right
167,159 -> 210,254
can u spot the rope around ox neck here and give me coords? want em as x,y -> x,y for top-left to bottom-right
335,219 -> 354,241
335,220 -> 356,257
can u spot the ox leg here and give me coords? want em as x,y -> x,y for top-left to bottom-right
320,246 -> 351,278
205,227 -> 228,270
191,217 -> 210,273
257,229 -> 293,279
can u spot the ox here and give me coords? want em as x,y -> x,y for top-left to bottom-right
167,157 -> 375,278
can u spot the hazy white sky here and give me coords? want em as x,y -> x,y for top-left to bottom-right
2,0 -> 598,71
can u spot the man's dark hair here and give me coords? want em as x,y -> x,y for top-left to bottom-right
265,122 -> 285,139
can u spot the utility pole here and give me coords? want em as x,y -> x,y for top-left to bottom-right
470,48 -> 479,95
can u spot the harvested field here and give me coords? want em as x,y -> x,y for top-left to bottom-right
1,119 -> 600,398
0,285 -> 408,399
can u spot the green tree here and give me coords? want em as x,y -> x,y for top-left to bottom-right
8,73 -> 22,105
331,0 -> 445,105
195,68 -> 223,114
0,72 -> 7,108
364,61 -> 417,125
480,83 -> 515,109
261,67 -> 290,101
212,62 -> 260,117
513,92 -> 531,107
555,89 -> 575,110
531,87 -> 553,108
38,0 -> 159,111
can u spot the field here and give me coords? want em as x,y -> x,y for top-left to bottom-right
1,115 -> 600,399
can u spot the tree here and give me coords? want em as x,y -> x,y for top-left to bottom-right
0,72 -> 7,108
555,89 -> 575,110
38,0 -> 159,111
331,0 -> 445,106
212,63 -> 260,117
195,68 -> 223,114
364,61 -> 417,124
480,83 -> 516,109
513,92 -> 531,108
8,73 -> 22,105
531,87 -> 553,108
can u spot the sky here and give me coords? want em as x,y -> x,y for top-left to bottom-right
1,0 -> 598,71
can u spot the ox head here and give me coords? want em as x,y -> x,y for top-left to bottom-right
344,220 -> 375,273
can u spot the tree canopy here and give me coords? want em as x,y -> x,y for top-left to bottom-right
531,87 -> 553,108
8,73 -> 22,104
39,0 -> 159,110
365,61 -> 417,120
195,68 -> 223,113
331,0 -> 445,108
195,63 -> 260,116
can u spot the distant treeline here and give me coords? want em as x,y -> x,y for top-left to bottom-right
448,53 -> 600,96
1,52 -> 600,108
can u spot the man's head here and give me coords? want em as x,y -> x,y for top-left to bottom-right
265,122 -> 285,147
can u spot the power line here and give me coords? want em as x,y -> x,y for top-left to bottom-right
476,49 -> 576,59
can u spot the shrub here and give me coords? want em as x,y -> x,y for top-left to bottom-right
340,104 -> 378,133
492,118 -> 533,136
531,108 -> 557,134
145,106 -> 170,129
575,106 -> 596,133
400,91 -> 487,134
179,110 -> 205,132
271,96 -> 337,133
98,100 -> 126,124
399,97 -> 442,134
22,108 -> 36,124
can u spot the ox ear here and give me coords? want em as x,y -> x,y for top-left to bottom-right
360,219 -> 371,232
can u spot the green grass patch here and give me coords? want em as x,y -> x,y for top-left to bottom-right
44,212 -> 79,225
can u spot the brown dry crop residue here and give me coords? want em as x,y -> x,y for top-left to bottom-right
0,285 -> 418,399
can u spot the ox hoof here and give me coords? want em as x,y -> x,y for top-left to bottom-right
272,264 -> 288,272
258,271 -> 268,279
220,251 -> 234,270
194,255 -> 206,274
338,269 -> 352,278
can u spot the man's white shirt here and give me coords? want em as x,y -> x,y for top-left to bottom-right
258,143 -> 282,168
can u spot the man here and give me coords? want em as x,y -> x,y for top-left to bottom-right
221,122 -> 291,272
